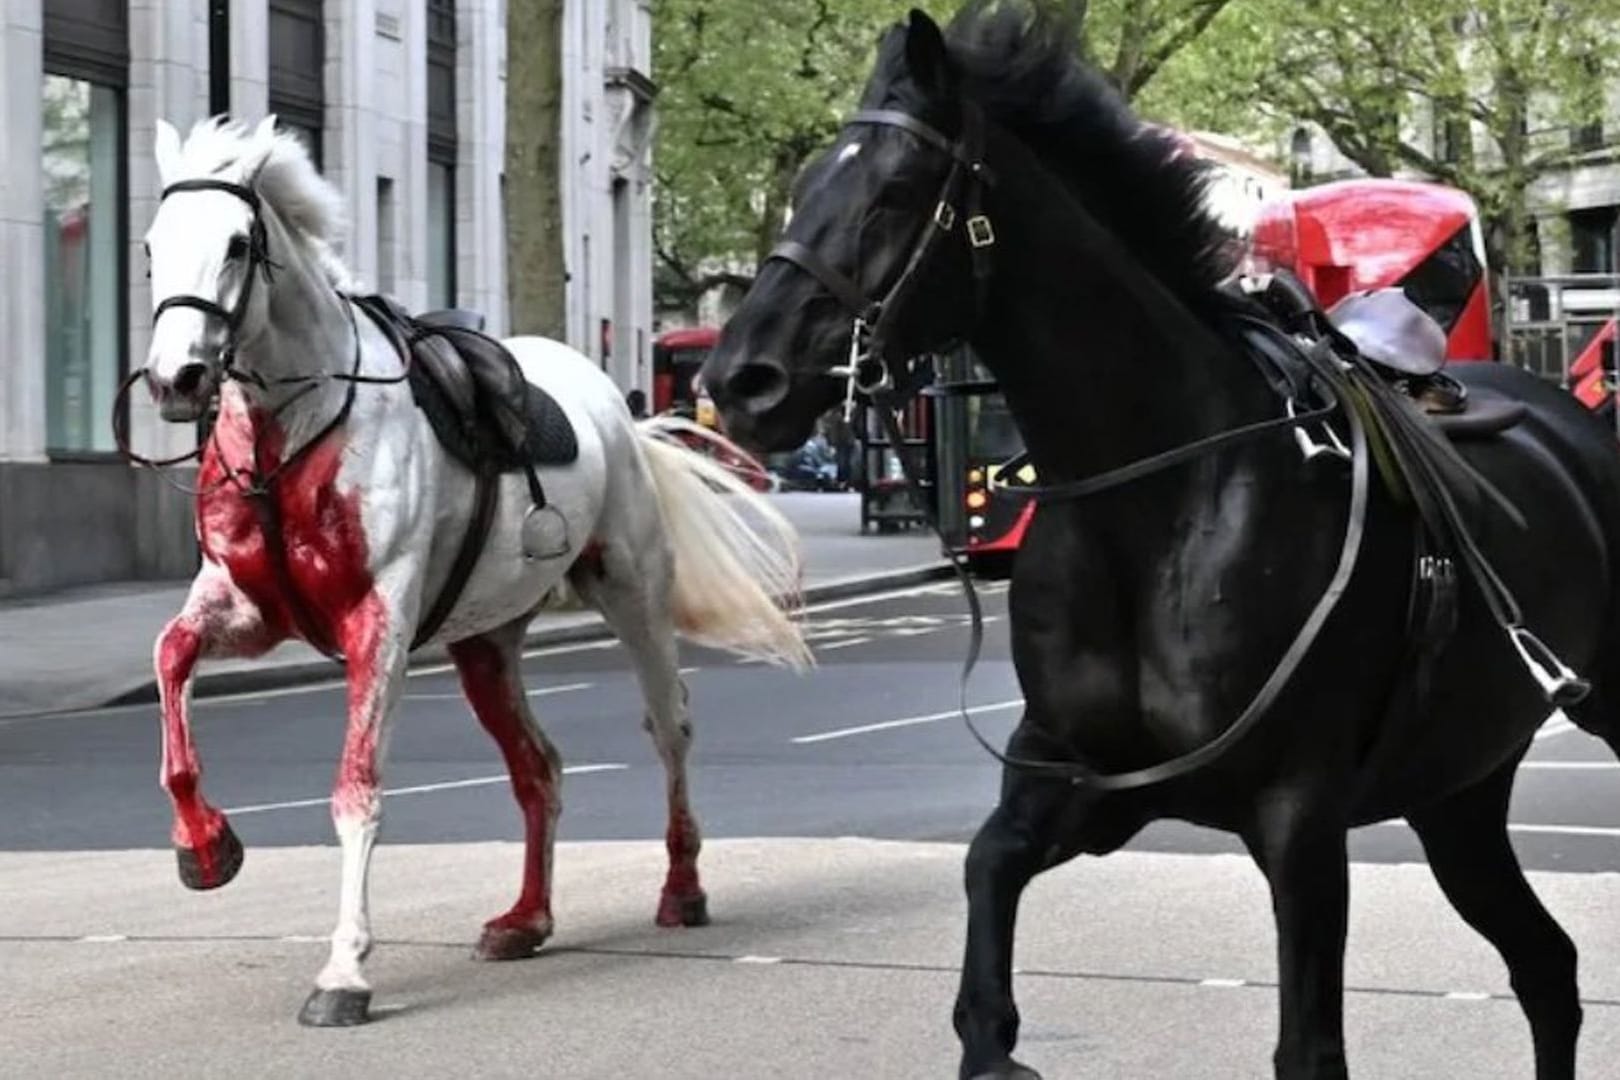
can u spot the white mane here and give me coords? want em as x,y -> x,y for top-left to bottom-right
167,116 -> 356,289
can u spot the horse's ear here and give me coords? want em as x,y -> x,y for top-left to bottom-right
236,113 -> 279,183
904,8 -> 955,100
154,120 -> 183,186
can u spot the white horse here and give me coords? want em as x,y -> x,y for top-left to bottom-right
137,116 -> 810,1026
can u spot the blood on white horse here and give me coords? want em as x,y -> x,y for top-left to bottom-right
138,116 -> 810,1025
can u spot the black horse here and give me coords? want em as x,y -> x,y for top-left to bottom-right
702,5 -> 1620,1079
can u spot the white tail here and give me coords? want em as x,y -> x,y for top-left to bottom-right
636,416 -> 813,670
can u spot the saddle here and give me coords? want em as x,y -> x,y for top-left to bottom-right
1252,273 -> 1525,440
352,295 -> 578,470
350,294 -> 581,650
1237,271 -> 1587,708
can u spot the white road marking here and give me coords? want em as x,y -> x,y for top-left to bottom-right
79,934 -> 127,943
1375,819 -> 1620,840
1200,978 -> 1246,988
404,681 -> 593,702
792,698 -> 1024,744
1535,716 -> 1576,741
816,636 -> 873,652
1519,761 -> 1616,770
1445,991 -> 1491,1001
224,762 -> 628,815
678,666 -> 701,676
734,955 -> 783,965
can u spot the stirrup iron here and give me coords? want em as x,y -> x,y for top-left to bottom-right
1288,399 -> 1351,463
1507,626 -> 1590,707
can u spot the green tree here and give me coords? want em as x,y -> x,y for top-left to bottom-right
652,0 -> 1235,313
1228,0 -> 1620,274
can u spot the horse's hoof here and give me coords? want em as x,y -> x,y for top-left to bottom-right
474,922 -> 551,961
297,987 -> 372,1028
967,1062 -> 1042,1080
175,820 -> 244,891
656,890 -> 709,928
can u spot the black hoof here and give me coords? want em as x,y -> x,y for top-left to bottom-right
176,821 -> 244,891
298,987 -> 372,1028
967,1061 -> 1042,1080
657,890 -> 709,928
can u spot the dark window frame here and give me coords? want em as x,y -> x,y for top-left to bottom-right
427,0 -> 457,304
42,0 -> 129,461
269,0 -> 325,169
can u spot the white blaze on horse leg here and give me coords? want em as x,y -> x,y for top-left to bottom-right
312,604 -> 411,995
314,811 -> 380,991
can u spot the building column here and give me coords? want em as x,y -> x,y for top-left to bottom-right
127,0 -> 211,460
459,0 -> 505,333
326,0 -> 377,284
398,0 -> 429,309
0,1 -> 46,462
230,0 -> 268,121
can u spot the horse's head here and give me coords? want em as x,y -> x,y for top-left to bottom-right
703,10 -> 986,451
141,116 -> 284,420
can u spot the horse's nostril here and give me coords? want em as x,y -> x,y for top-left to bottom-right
726,360 -> 790,412
171,362 -> 209,396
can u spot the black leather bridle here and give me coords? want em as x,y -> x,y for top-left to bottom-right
766,102 -> 999,413
149,178 -> 278,379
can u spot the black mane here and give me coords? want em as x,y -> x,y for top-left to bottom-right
931,2 -> 1237,307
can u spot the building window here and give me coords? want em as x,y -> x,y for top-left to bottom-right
376,177 -> 396,294
269,0 -> 324,169
427,0 -> 457,307
42,0 -> 127,456
1570,206 -> 1619,274
427,162 -> 455,308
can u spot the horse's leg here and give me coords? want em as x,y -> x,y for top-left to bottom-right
1244,801 -> 1351,1080
955,765 -> 1103,1080
1407,757 -> 1580,1080
574,547 -> 708,927
447,620 -> 564,960
155,561 -> 278,890
298,595 -> 411,1028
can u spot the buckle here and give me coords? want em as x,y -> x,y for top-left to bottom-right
967,215 -> 996,248
934,201 -> 956,231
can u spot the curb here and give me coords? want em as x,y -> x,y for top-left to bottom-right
99,561 -> 953,710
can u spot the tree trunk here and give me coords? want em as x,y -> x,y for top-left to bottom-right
505,0 -> 567,339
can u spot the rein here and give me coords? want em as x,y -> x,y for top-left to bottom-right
773,102 -> 1388,793
116,178 -> 412,660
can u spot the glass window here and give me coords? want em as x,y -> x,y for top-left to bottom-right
42,75 -> 122,454
427,161 -> 456,308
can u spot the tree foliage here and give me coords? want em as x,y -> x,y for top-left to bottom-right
652,0 -> 1233,312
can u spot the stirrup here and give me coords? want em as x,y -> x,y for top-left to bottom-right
1288,399 -> 1351,463
1507,626 -> 1590,707
521,503 -> 571,562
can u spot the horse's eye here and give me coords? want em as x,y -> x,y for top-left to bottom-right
225,234 -> 249,261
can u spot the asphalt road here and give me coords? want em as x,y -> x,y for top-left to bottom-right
3,579 -> 1617,873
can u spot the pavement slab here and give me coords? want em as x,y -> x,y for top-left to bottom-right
4,838 -> 1619,1078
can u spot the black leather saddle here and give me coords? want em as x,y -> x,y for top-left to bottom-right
352,295 -> 578,471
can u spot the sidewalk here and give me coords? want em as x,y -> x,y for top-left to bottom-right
0,493 -> 943,719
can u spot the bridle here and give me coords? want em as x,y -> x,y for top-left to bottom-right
113,177 -> 406,485
766,102 -> 999,417
113,175 -> 410,661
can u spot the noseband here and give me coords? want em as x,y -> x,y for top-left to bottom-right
766,103 -> 998,413
150,178 -> 278,382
